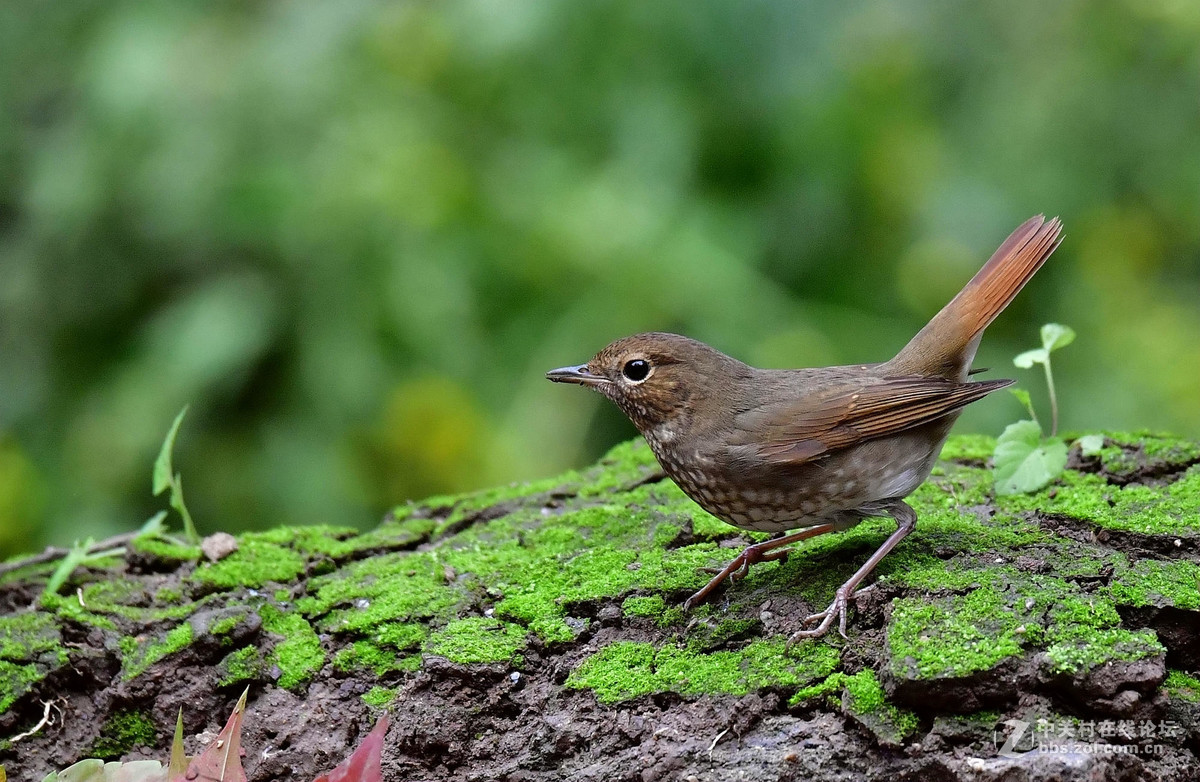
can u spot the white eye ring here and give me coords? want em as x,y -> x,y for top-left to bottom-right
621,358 -> 651,383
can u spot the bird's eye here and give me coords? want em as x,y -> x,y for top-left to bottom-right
622,359 -> 650,382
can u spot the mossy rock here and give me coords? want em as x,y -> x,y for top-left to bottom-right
1,432 -> 1199,781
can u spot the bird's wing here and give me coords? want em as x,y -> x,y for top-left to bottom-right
729,374 -> 1013,465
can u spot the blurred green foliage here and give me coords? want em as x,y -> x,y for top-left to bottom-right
1,1 -> 1198,556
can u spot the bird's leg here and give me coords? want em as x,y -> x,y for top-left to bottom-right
683,523 -> 837,611
789,500 -> 916,642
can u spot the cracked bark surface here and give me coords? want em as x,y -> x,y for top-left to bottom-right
1,431 -> 1199,781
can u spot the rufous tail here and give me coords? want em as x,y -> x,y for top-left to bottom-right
888,215 -> 1062,380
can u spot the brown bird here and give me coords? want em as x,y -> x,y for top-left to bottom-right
547,216 -> 1062,640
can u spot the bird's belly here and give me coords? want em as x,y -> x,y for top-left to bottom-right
650,429 -> 943,534
652,447 -> 842,533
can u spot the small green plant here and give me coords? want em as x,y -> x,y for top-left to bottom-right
993,323 -> 1079,495
25,409 -> 198,601
154,406 -> 200,544
40,538 -> 126,601
37,509 -> 169,602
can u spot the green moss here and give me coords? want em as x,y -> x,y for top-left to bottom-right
999,466 -> 1200,537
122,622 -> 194,680
90,709 -> 158,759
938,434 -> 998,463
921,462 -> 997,508
193,535 -> 307,589
1136,432 -> 1200,460
687,618 -> 760,652
129,534 -> 201,563
425,617 -> 527,665
209,615 -> 242,636
0,661 -> 45,714
770,518 -> 895,605
293,440 -> 743,649
566,637 -> 839,703
789,671 -> 849,708
0,612 -> 62,662
914,499 -> 1046,551
157,586 -> 183,604
401,439 -> 660,542
889,566 -> 1169,682
76,579 -> 142,608
843,669 -> 919,742
41,592 -> 175,633
333,640 -> 419,675
888,587 -> 1030,680
305,500 -> 716,645
367,516 -> 441,551
334,641 -> 386,674
575,439 -> 662,498
934,709 -> 1003,733
362,685 -> 398,708
423,475 -> 578,541
622,595 -> 665,618
1044,629 -> 1164,675
47,580 -> 198,626
218,645 -> 263,688
689,510 -> 738,539
259,604 -> 324,689
1109,558 -> 1200,610
1163,670 -> 1200,703
299,552 -> 459,633
1044,590 -> 1121,635
1039,575 -> 1165,676
376,622 -> 427,650
458,510 -> 718,643
1098,445 -> 1137,477
251,523 -> 426,562
1097,431 -> 1200,479
883,556 -> 1012,593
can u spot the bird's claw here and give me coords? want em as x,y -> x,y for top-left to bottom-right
683,526 -> 838,613
787,584 -> 876,644
789,593 -> 847,642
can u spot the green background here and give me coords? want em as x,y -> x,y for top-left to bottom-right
2,1 -> 1198,557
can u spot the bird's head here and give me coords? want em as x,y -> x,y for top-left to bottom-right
547,332 -> 748,433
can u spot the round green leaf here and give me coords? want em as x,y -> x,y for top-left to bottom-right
1076,434 -> 1105,457
1013,348 -> 1048,369
993,421 -> 1067,495
1040,323 -> 1076,353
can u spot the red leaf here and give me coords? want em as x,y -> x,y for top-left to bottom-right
311,714 -> 389,782
183,689 -> 249,782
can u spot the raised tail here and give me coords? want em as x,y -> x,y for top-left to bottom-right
888,215 -> 1063,380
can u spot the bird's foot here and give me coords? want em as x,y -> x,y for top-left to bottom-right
788,584 -> 876,643
698,548 -> 789,579
684,545 -> 792,610
683,524 -> 838,612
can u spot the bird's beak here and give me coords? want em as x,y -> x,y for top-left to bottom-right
546,364 -> 610,387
